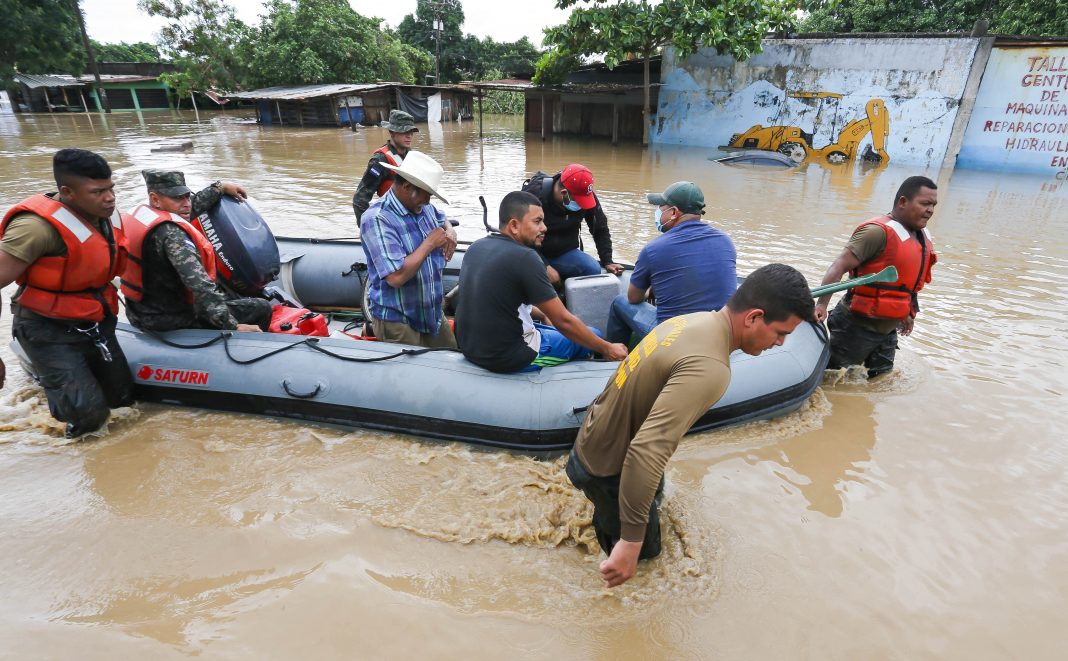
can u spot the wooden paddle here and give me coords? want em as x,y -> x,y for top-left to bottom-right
810,266 -> 898,298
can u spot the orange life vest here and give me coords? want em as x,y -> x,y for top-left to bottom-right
848,215 -> 937,321
1,194 -> 127,322
119,204 -> 218,303
373,144 -> 402,197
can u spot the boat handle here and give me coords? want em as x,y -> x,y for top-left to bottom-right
282,379 -> 322,399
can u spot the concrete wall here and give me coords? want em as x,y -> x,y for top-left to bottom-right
956,46 -> 1068,174
653,38 -> 981,168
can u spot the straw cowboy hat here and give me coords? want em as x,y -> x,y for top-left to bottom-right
381,150 -> 449,204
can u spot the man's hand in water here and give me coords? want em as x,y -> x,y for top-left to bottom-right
600,539 -> 642,587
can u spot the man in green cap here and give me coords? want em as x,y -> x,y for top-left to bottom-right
605,181 -> 737,345
119,169 -> 271,332
352,109 -> 419,225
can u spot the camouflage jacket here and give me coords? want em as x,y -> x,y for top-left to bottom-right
351,144 -> 399,224
125,185 -> 240,331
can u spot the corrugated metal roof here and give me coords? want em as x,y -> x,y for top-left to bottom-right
226,83 -> 395,101
14,73 -> 84,89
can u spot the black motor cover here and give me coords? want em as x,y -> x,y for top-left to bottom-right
194,197 -> 280,296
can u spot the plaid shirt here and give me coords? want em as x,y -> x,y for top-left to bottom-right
361,189 -> 448,334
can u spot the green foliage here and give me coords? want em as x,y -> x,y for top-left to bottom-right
531,50 -> 581,86
477,68 -> 524,114
801,0 -> 1067,36
239,0 -> 422,88
139,0 -> 249,93
0,0 -> 86,79
396,0 -> 540,83
90,41 -> 163,63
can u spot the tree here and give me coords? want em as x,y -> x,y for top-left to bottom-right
0,0 -> 86,79
537,0 -> 808,144
90,41 -> 164,63
139,0 -> 250,96
397,2 -> 540,83
801,0 -> 1067,36
239,0 -> 429,88
397,0 -> 467,83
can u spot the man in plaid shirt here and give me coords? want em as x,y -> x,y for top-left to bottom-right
360,151 -> 458,348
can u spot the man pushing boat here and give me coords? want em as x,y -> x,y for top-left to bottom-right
566,264 -> 815,587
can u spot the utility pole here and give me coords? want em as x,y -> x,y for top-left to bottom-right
72,0 -> 110,113
434,16 -> 441,85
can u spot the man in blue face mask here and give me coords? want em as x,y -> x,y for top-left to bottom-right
605,181 -> 738,346
521,164 -> 623,286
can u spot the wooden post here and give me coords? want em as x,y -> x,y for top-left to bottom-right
275,101 -> 283,126
478,90 -> 483,138
191,92 -> 200,122
541,92 -> 546,141
61,87 -> 70,109
298,101 -> 304,128
79,89 -> 89,112
612,102 -> 619,146
344,96 -> 355,132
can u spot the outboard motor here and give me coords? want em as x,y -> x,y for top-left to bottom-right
193,196 -> 280,296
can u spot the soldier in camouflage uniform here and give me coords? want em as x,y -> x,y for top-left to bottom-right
351,110 -> 418,225
123,170 -> 272,332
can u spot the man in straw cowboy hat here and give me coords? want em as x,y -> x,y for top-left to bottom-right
360,150 -> 458,348
352,110 -> 420,225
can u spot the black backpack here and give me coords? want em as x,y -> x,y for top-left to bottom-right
521,170 -> 555,198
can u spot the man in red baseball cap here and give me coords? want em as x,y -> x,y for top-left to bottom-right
521,164 -> 623,285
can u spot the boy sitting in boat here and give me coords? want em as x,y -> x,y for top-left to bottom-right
454,191 -> 628,372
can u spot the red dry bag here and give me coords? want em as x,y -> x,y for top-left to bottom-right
269,305 -> 329,337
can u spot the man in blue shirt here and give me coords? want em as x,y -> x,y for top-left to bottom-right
606,181 -> 737,345
360,151 -> 458,348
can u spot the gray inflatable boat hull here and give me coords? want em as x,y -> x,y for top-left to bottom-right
13,236 -> 829,452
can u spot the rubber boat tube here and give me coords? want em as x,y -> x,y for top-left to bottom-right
12,237 -> 829,452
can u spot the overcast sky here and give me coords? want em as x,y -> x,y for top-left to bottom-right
82,0 -> 571,49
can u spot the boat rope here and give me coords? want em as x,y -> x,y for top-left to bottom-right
144,329 -> 458,365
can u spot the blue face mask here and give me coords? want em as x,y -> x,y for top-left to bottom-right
655,207 -> 666,233
564,200 -> 581,212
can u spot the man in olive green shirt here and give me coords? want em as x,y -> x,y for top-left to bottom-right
566,263 -> 815,588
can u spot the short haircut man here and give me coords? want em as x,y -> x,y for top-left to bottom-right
567,263 -> 811,588
814,175 -> 939,377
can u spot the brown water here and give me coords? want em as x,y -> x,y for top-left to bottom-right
2,110 -> 1067,659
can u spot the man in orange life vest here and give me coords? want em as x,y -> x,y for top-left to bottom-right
351,110 -> 418,225
0,148 -> 134,437
120,169 -> 271,333
814,175 -> 938,377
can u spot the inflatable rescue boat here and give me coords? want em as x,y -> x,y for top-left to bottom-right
13,198 -> 830,452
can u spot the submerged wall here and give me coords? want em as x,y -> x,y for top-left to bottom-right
956,46 -> 1068,174
653,38 -> 982,168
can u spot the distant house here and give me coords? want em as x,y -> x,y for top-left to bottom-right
10,63 -> 177,113
225,83 -> 475,128
467,59 -> 661,143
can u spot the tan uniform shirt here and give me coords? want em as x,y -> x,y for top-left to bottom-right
575,311 -> 733,541
0,212 -> 66,263
844,222 -> 901,334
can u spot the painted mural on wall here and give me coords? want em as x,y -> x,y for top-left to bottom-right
652,38 -> 980,168
722,93 -> 890,164
957,47 -> 1068,175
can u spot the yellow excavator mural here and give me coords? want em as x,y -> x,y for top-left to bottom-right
723,92 -> 890,164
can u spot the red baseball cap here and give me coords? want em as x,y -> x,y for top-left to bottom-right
560,164 -> 596,210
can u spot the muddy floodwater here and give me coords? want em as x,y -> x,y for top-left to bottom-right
1,110 -> 1067,659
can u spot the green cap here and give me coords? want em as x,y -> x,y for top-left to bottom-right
381,110 -> 418,133
142,169 -> 192,197
647,181 -> 705,215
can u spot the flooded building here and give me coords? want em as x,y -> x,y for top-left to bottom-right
9,63 -> 177,113
226,83 -> 475,128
